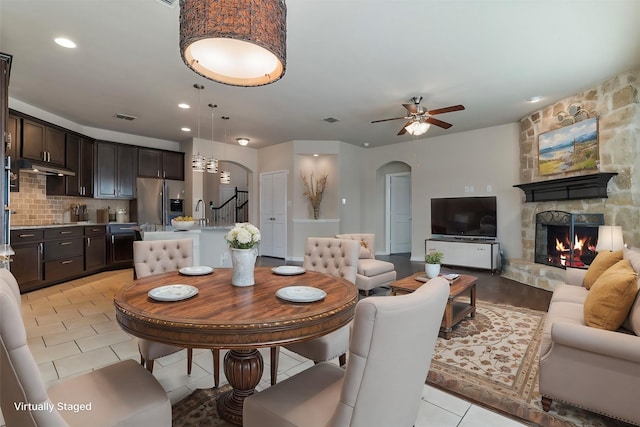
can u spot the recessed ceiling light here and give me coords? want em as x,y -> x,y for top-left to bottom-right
181,127 -> 191,132
178,103 -> 190,109
313,154 -> 319,157
528,96 -> 543,103
54,37 -> 76,49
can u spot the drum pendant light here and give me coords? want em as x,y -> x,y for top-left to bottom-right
179,0 -> 287,87
220,116 -> 231,184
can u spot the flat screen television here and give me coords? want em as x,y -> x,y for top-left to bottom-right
431,196 -> 497,238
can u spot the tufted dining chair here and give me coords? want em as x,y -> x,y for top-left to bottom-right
270,238 -> 360,383
244,276 -> 450,427
132,239 -> 208,378
0,269 -> 171,427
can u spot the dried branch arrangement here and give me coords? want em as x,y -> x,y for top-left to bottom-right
301,172 -> 328,219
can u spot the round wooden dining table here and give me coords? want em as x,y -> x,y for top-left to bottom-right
113,266 -> 358,426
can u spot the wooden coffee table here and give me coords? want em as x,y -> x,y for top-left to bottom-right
390,273 -> 477,339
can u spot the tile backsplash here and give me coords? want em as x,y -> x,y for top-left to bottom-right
10,173 -> 129,226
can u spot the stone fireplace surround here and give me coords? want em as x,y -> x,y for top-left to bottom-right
502,69 -> 640,292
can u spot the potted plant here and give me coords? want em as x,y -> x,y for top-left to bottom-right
425,251 -> 444,278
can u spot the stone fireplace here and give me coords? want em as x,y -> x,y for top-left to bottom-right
501,68 -> 640,292
534,211 -> 603,269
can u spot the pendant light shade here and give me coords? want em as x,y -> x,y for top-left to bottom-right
179,0 -> 287,87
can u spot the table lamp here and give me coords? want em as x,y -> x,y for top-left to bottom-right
595,225 -> 624,252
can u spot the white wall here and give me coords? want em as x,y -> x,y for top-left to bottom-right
362,123 -> 521,261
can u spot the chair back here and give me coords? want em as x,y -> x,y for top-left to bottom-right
335,233 -> 375,259
0,271 -> 69,427
328,277 -> 450,427
0,268 -> 21,309
302,238 -> 359,284
133,239 -> 193,278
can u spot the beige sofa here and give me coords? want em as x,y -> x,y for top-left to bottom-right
539,247 -> 640,426
335,233 -> 396,295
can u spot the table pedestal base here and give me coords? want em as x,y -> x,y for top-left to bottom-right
216,348 -> 263,426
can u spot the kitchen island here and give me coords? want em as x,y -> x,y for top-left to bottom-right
141,227 -> 233,268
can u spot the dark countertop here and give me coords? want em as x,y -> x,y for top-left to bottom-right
11,222 -> 136,230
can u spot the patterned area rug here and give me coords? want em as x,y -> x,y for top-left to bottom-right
172,301 -> 633,427
172,385 -> 234,427
427,301 -> 632,427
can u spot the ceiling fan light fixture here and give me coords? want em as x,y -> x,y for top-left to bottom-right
405,121 -> 431,136
179,0 -> 287,87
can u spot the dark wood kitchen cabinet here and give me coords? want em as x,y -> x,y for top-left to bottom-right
65,134 -> 94,197
95,141 -> 136,199
9,229 -> 44,292
43,227 -> 85,284
163,150 -> 184,180
47,133 -> 95,197
21,119 -> 65,165
10,226 -> 111,292
137,148 -> 184,180
85,225 -> 107,271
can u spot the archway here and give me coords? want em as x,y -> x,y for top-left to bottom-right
376,161 -> 412,254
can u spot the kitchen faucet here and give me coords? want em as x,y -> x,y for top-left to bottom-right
195,199 -> 206,226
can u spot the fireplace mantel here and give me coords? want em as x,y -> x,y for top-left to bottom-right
513,172 -> 618,202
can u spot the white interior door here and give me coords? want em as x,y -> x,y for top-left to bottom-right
260,171 -> 287,258
389,173 -> 411,253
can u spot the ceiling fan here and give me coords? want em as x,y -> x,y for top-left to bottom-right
371,96 -> 465,136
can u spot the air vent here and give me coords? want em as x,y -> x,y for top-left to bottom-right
323,117 -> 340,123
113,113 -> 137,121
156,0 -> 178,8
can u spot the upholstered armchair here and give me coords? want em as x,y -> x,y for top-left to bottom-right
281,238 -> 360,369
0,270 -> 171,426
335,233 -> 396,295
244,277 -> 450,427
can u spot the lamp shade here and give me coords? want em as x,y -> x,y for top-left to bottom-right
595,225 -> 624,252
180,0 -> 287,87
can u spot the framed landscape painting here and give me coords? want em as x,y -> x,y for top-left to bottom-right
538,117 -> 599,175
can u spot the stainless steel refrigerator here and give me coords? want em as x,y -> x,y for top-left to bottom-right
136,178 -> 185,230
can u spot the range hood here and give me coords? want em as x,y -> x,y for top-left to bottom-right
16,159 -> 75,176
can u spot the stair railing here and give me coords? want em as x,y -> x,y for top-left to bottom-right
209,187 -> 249,226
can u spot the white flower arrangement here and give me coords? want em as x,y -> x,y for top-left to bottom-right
225,222 -> 261,249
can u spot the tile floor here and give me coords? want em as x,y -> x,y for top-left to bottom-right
1,267 -> 526,427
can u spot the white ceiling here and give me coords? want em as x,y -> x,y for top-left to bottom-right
1,0 -> 639,149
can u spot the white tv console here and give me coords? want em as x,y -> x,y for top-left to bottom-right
425,238 -> 500,272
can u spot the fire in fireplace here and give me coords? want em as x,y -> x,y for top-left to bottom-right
535,211 -> 604,269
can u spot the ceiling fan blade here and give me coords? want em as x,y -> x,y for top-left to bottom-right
397,120 -> 413,135
427,105 -> 465,115
371,116 -> 407,123
426,117 -> 453,129
402,103 -> 418,114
